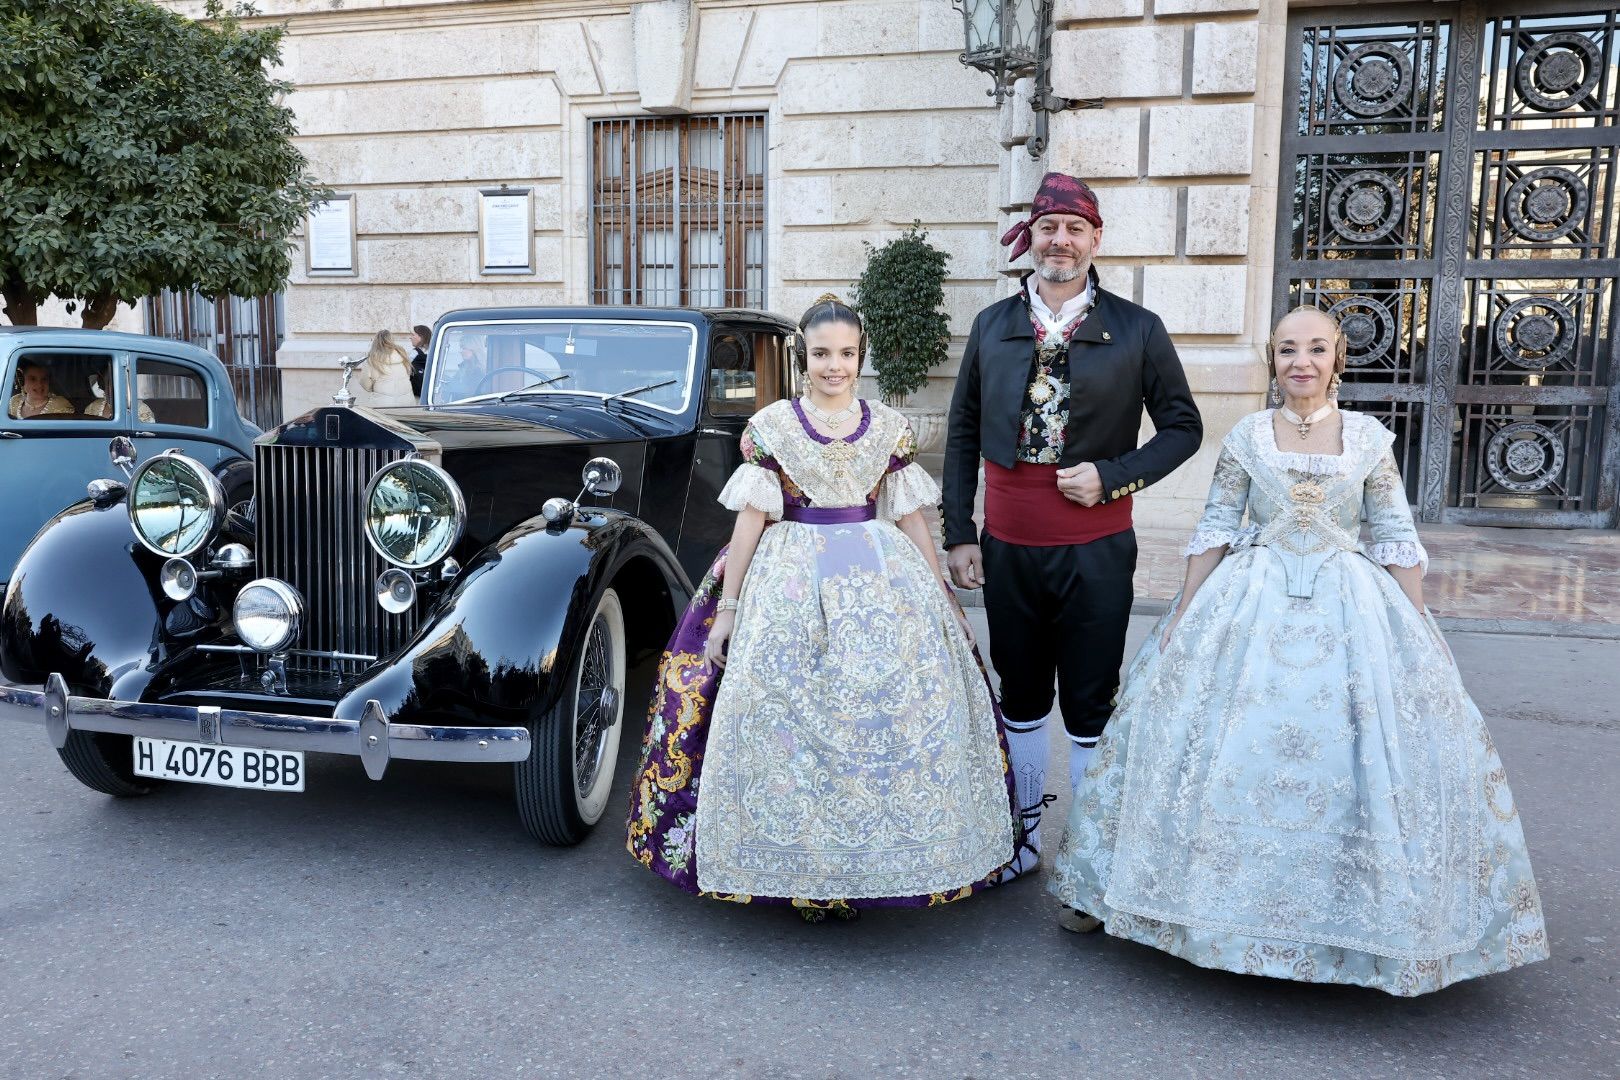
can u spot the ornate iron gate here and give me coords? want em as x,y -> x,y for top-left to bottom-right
1276,2 -> 1620,527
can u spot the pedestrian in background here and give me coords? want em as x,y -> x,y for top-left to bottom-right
360,329 -> 414,405
409,324 -> 431,399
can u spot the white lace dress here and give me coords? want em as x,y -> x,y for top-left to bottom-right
1048,410 -> 1549,995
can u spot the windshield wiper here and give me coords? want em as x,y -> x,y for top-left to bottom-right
601,378 -> 677,406
498,373 -> 571,402
451,373 -> 571,405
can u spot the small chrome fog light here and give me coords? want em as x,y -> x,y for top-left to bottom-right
213,543 -> 253,570
233,578 -> 303,653
160,558 -> 198,601
376,568 -> 416,614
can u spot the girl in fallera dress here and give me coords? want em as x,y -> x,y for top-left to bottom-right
628,295 -> 1018,919
1048,306 -> 1549,994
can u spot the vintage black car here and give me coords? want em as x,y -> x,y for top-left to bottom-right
0,306 -> 798,844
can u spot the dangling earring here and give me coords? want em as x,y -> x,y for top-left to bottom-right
1328,371 -> 1342,399
1269,377 -> 1282,406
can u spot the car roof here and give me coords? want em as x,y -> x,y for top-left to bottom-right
0,326 -> 224,368
433,305 -> 797,333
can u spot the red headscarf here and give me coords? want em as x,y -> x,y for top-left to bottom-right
1000,172 -> 1104,261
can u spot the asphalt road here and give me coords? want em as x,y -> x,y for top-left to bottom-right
1,614 -> 1615,1080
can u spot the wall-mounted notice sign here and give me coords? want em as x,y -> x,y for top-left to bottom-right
307,195 -> 356,274
480,187 -> 533,274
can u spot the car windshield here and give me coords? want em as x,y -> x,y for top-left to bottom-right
427,320 -> 698,413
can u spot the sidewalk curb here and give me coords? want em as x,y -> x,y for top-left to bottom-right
953,588 -> 1620,640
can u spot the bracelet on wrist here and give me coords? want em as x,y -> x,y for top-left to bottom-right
717,598 -> 740,612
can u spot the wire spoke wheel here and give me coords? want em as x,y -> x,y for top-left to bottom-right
514,588 -> 626,845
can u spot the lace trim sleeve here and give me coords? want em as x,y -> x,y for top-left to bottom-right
1182,443 -> 1251,556
1184,522 -> 1259,557
877,461 -> 941,522
1361,447 -> 1425,573
718,462 -> 784,519
1365,540 -> 1429,572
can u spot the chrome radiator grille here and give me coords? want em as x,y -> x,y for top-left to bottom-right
255,443 -> 420,668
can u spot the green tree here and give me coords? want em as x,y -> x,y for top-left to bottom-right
852,223 -> 952,406
0,0 -> 325,327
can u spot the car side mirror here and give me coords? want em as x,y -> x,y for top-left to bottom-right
581,457 -> 622,496
108,436 -> 136,478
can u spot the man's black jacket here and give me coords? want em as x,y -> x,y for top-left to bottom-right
942,276 -> 1203,548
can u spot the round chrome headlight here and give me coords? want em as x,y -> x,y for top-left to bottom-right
363,459 -> 465,569
233,578 -> 303,653
127,453 -> 225,558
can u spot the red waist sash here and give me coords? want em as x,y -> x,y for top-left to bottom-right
983,461 -> 1132,547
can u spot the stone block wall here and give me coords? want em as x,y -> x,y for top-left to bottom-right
168,0 -> 1004,419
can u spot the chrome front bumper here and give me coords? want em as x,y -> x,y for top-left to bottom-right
0,674 -> 530,780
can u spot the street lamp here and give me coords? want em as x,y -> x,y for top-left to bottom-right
953,0 -> 1100,157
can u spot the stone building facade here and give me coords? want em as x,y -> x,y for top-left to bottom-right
142,0 -> 1620,530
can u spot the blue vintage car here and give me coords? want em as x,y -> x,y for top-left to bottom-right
0,328 -> 260,591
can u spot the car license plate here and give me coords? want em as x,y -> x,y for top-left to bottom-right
133,737 -> 305,793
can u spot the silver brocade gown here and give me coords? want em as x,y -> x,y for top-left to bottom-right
1048,409 -> 1549,995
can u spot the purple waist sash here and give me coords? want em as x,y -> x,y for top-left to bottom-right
780,504 -> 877,525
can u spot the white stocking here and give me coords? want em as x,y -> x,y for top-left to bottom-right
997,712 -> 1054,883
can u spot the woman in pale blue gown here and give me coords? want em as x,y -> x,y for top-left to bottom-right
1048,307 -> 1548,995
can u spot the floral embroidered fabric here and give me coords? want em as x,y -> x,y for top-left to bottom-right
1015,285 -> 1093,465
628,398 -> 1016,905
1049,408 -> 1548,994
1179,411 -> 1431,581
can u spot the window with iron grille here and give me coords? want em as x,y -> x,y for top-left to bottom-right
146,288 -> 285,429
591,115 -> 767,308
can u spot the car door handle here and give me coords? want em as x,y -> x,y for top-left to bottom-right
132,430 -> 157,437
0,431 -> 20,439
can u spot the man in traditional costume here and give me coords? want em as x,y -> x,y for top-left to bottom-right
943,172 -> 1202,883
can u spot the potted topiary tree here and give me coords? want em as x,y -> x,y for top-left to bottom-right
853,223 -> 952,452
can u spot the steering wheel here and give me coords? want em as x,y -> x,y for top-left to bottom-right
475,366 -> 564,395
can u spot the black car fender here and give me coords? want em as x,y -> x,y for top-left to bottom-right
333,507 -> 692,728
213,455 -> 255,508
0,496 -> 165,702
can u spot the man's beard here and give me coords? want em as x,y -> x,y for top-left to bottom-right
1035,255 -> 1083,283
